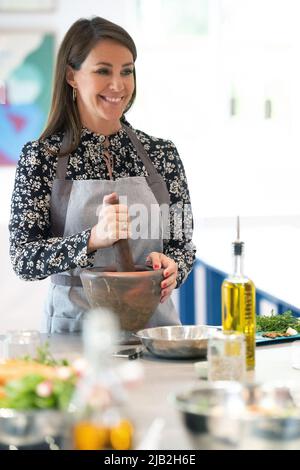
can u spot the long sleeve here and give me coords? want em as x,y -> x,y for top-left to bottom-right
9,141 -> 95,281
161,141 -> 196,288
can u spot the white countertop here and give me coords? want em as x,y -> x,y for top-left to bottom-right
46,334 -> 300,450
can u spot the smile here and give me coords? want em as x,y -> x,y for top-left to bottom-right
99,95 -> 124,104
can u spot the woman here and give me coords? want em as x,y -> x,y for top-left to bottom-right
9,17 -> 196,334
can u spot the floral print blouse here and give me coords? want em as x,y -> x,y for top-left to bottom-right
9,121 -> 196,288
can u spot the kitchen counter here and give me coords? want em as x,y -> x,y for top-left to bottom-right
47,334 -> 300,450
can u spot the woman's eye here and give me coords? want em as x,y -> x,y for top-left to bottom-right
95,68 -> 134,76
121,68 -> 134,76
96,68 -> 110,75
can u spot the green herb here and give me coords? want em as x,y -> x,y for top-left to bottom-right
22,341 -> 69,367
256,310 -> 300,333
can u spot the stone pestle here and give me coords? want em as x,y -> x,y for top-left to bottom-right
105,192 -> 135,272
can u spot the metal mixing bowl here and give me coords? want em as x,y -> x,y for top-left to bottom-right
0,409 -> 71,450
135,325 -> 218,359
172,381 -> 300,450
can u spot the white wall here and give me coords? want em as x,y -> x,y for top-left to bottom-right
0,0 -> 135,39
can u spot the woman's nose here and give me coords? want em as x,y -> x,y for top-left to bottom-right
108,74 -> 124,92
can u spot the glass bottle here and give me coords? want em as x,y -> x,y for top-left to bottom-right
222,217 -> 256,370
69,308 -> 134,450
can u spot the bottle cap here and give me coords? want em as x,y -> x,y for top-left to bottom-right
233,216 -> 244,255
233,241 -> 244,256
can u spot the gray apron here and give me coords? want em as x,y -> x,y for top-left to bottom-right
44,124 -> 180,334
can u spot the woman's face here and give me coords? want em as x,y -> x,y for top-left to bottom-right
67,39 -> 135,127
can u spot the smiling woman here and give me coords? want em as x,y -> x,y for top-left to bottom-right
8,16 -> 196,334
40,17 -> 137,155
66,40 -> 136,138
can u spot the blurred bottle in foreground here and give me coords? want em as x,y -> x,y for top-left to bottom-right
222,217 -> 256,371
69,308 -> 134,450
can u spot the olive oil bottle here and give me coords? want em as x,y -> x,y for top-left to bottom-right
222,217 -> 256,370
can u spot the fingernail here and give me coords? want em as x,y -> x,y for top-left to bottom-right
165,271 -> 169,277
154,264 -> 160,269
162,282 -> 167,288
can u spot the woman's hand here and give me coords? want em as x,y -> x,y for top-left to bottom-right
146,252 -> 178,303
88,192 -> 131,252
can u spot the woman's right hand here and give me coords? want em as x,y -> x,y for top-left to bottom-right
87,192 -> 131,252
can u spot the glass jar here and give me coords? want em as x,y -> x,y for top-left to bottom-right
208,330 -> 246,382
0,330 -> 41,360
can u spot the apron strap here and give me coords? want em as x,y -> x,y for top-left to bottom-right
50,180 -> 73,237
122,124 -> 170,206
51,155 -> 73,237
122,124 -> 157,176
55,154 -> 70,178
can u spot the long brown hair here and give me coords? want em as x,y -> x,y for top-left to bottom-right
40,16 -> 137,155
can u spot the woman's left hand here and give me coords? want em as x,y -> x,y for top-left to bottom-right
146,252 -> 178,303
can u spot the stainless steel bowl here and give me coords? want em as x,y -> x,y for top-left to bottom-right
172,381 -> 300,450
135,325 -> 218,359
0,409 -> 71,449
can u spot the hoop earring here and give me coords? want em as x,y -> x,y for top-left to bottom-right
72,87 -> 77,102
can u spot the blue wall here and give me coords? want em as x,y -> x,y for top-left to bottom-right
179,259 -> 300,325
